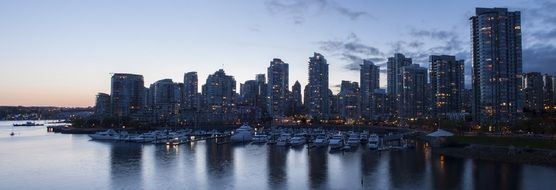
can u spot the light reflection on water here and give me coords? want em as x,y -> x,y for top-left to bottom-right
1,121 -> 556,190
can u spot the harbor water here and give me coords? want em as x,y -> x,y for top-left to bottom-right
1,121 -> 556,190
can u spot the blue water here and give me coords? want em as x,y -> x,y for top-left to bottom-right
1,120 -> 556,190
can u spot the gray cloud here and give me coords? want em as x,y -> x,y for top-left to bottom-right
265,0 -> 369,24
333,3 -> 368,20
391,28 -> 472,87
408,41 -> 424,49
523,44 -> 556,75
392,29 -> 467,65
367,57 -> 386,63
515,0 -> 556,76
249,24 -> 261,32
318,33 -> 385,71
409,29 -> 456,41
520,0 -> 556,44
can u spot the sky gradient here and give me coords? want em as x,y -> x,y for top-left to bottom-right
1,0 -> 555,107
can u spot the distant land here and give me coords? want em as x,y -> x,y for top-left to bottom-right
0,106 -> 93,121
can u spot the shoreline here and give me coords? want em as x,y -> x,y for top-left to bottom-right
49,124 -> 417,134
435,145 -> 556,167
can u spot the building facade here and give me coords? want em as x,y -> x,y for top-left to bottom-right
523,72 -> 544,113
400,64 -> 428,121
306,53 -> 330,119
543,74 -> 555,111
429,55 -> 465,119
360,60 -> 380,120
337,81 -> 360,120
201,69 -> 237,123
183,72 -> 198,110
110,73 -> 145,117
387,53 -> 412,116
94,93 -> 111,117
291,81 -> 303,115
471,8 -> 522,126
267,58 -> 289,118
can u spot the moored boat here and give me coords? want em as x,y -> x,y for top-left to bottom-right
289,133 -> 307,147
313,134 -> 329,147
347,132 -> 360,147
13,122 -> 44,127
360,133 -> 369,144
230,124 -> 253,143
88,129 -> 123,140
276,133 -> 291,146
368,134 -> 380,149
252,134 -> 268,144
329,134 -> 344,149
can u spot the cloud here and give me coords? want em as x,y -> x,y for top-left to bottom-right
391,29 -> 468,66
249,24 -> 261,32
332,3 -> 368,20
318,33 -> 385,71
265,0 -> 370,24
516,0 -> 556,76
409,29 -> 456,41
520,0 -> 556,44
523,44 -> 556,75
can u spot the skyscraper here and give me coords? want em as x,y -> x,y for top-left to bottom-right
543,74 -> 554,110
240,80 -> 259,104
337,81 -> 360,120
429,55 -> 465,118
183,72 -> 198,110
400,64 -> 428,120
151,79 -> 180,105
292,81 -> 302,108
201,69 -> 237,122
255,74 -> 268,116
307,52 -> 330,119
239,79 -> 261,121
373,89 -> 388,120
256,74 -> 267,98
94,93 -> 111,117
150,79 -> 181,121
523,72 -> 544,113
110,73 -> 145,117
387,53 -> 412,116
471,8 -> 522,125
267,58 -> 289,118
360,60 -> 380,120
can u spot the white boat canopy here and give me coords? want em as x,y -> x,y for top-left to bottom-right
426,129 -> 454,137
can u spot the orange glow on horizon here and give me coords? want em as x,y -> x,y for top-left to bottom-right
0,92 -> 95,107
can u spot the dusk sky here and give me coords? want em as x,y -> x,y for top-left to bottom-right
1,0 -> 555,107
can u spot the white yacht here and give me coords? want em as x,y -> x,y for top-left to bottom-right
328,134 -> 344,149
130,131 -> 158,143
313,134 -> 329,147
230,124 -> 253,143
368,134 -> 380,149
289,133 -> 307,147
252,134 -> 268,144
347,132 -> 360,147
89,129 -> 122,140
276,133 -> 291,146
360,133 -> 369,144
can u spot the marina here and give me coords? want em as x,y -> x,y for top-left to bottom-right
2,120 -> 556,190
85,126 -> 414,153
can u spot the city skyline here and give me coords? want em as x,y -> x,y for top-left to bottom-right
1,0 -> 555,107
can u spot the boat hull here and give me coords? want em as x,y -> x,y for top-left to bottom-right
88,134 -> 119,140
230,133 -> 253,142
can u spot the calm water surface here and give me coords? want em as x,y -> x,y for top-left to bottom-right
1,121 -> 556,190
